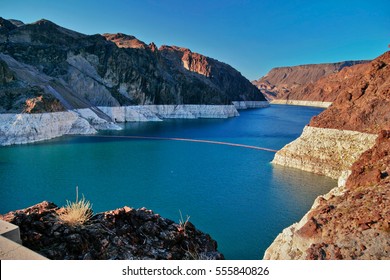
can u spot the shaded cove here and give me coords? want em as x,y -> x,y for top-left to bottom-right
0,105 -> 335,259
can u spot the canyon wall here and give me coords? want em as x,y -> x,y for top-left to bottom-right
0,17 -> 266,115
266,51 -> 390,259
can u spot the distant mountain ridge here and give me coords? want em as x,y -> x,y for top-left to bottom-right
0,17 -> 265,114
252,61 -> 369,101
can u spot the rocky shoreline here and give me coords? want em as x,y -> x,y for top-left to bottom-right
272,126 -> 377,179
265,130 -> 390,260
265,51 -> 390,260
270,99 -> 332,108
0,201 -> 224,260
0,102 -> 269,146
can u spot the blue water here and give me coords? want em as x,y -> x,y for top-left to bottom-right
0,105 -> 335,259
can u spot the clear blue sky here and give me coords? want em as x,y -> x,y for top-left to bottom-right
1,0 -> 389,80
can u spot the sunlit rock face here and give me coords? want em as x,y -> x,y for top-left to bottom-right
266,51 -> 390,260
252,60 -> 369,101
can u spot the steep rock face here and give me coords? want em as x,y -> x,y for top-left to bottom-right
0,201 -> 224,260
0,56 -> 65,113
265,131 -> 390,260
159,46 -> 212,77
266,51 -> 390,259
310,52 -> 390,134
0,17 -> 266,113
158,45 -> 266,103
253,61 -> 368,101
272,52 -> 390,177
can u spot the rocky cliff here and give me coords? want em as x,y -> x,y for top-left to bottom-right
309,52 -> 390,134
253,60 -> 368,101
272,51 -> 390,177
266,51 -> 390,259
0,201 -> 223,260
0,17 -> 266,114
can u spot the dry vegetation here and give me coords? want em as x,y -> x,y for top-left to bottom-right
58,187 -> 93,226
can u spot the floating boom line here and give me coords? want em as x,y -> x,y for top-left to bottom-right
81,135 -> 278,153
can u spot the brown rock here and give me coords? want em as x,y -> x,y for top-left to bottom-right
252,61 -> 368,100
309,52 -> 390,134
0,17 -> 266,113
0,202 -> 224,260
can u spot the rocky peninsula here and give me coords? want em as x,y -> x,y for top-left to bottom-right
265,51 -> 390,259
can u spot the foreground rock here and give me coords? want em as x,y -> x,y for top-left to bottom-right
0,202 -> 223,260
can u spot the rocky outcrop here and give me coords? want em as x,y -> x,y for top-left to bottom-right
265,131 -> 390,260
102,33 -> 148,49
272,126 -> 377,179
270,99 -> 332,108
253,61 -> 368,101
266,51 -> 390,259
0,201 -> 224,260
0,17 -> 266,113
0,111 -> 96,146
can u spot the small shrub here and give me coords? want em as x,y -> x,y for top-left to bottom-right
178,210 -> 190,234
59,187 -> 93,226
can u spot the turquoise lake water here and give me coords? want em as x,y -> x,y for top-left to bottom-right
0,105 -> 335,259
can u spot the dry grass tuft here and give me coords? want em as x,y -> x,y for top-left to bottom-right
178,210 -> 190,234
59,187 -> 93,226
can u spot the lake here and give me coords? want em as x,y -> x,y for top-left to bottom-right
0,105 -> 335,259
